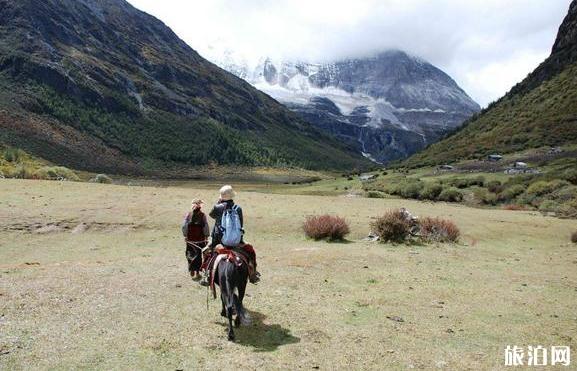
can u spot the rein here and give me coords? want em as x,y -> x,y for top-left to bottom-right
185,240 -> 208,249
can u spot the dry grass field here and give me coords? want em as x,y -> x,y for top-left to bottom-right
1,179 -> 576,370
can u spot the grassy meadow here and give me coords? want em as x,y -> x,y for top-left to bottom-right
0,179 -> 576,370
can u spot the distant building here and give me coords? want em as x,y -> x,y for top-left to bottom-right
488,154 -> 503,161
504,167 -> 540,175
359,174 -> 378,181
438,165 -> 454,170
513,161 -> 528,168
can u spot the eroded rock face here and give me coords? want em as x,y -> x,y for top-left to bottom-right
210,50 -> 480,163
552,0 -> 577,55
510,0 -> 577,95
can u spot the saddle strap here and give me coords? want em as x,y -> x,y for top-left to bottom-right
210,254 -> 228,299
208,250 -> 253,299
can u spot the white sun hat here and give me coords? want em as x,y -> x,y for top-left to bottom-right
219,185 -> 236,201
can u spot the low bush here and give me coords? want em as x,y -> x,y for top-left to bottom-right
303,215 -> 350,241
498,184 -> 526,202
450,176 -> 485,189
562,168 -> 577,185
370,209 -> 411,242
538,200 -> 559,213
366,191 -> 385,198
486,180 -> 503,193
469,175 -> 486,187
451,178 -> 470,189
503,204 -> 525,211
526,180 -> 570,196
400,181 -> 424,199
572,231 -> 577,243
438,187 -> 463,202
3,148 -> 24,163
419,217 -> 460,243
11,164 -> 35,179
390,180 -> 424,199
474,188 -> 498,205
420,183 -> 443,200
551,185 -> 577,202
34,166 -> 79,181
554,202 -> 577,218
91,174 -> 113,184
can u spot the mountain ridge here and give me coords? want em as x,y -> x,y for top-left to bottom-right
402,0 -> 577,168
0,0 -> 370,175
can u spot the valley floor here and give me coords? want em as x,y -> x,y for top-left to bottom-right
0,180 -> 576,370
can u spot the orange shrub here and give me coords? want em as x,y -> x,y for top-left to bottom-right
419,217 -> 460,243
370,209 -> 412,242
303,215 -> 350,241
503,204 -> 526,211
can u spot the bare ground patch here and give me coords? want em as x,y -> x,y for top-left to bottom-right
0,219 -> 147,234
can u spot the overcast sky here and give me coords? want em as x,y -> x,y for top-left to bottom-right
127,0 -> 570,107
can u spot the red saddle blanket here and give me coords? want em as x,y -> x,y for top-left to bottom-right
209,245 -> 255,298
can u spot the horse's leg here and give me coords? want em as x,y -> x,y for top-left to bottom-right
233,292 -> 242,328
226,292 -> 235,341
237,269 -> 251,325
222,263 -> 235,341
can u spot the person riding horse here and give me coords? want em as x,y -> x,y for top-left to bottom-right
181,199 -> 209,280
199,185 -> 260,286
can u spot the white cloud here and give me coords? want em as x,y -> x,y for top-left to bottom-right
126,0 -> 571,107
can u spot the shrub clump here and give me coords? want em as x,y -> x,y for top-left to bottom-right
438,187 -> 463,202
503,204 -> 525,211
486,180 -> 503,193
498,184 -> 526,202
474,188 -> 498,205
420,183 -> 443,200
366,191 -> 385,198
562,169 -> 577,185
390,179 -> 424,199
572,231 -> 577,244
10,164 -> 35,179
370,209 -> 412,243
419,217 -> 460,243
303,215 -> 350,241
450,176 -> 485,189
90,174 -> 113,184
538,200 -> 559,213
3,148 -> 25,163
34,166 -> 79,181
526,180 -> 569,196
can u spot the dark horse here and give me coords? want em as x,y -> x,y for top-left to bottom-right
214,253 -> 251,341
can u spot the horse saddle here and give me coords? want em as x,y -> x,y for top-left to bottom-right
209,246 -> 253,298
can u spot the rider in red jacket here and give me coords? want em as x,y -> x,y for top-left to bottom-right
181,199 -> 210,280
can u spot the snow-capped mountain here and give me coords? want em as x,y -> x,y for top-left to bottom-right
205,48 -> 481,163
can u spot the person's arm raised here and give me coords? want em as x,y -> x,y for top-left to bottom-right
209,202 -> 221,219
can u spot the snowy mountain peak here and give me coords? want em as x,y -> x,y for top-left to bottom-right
205,48 -> 480,163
